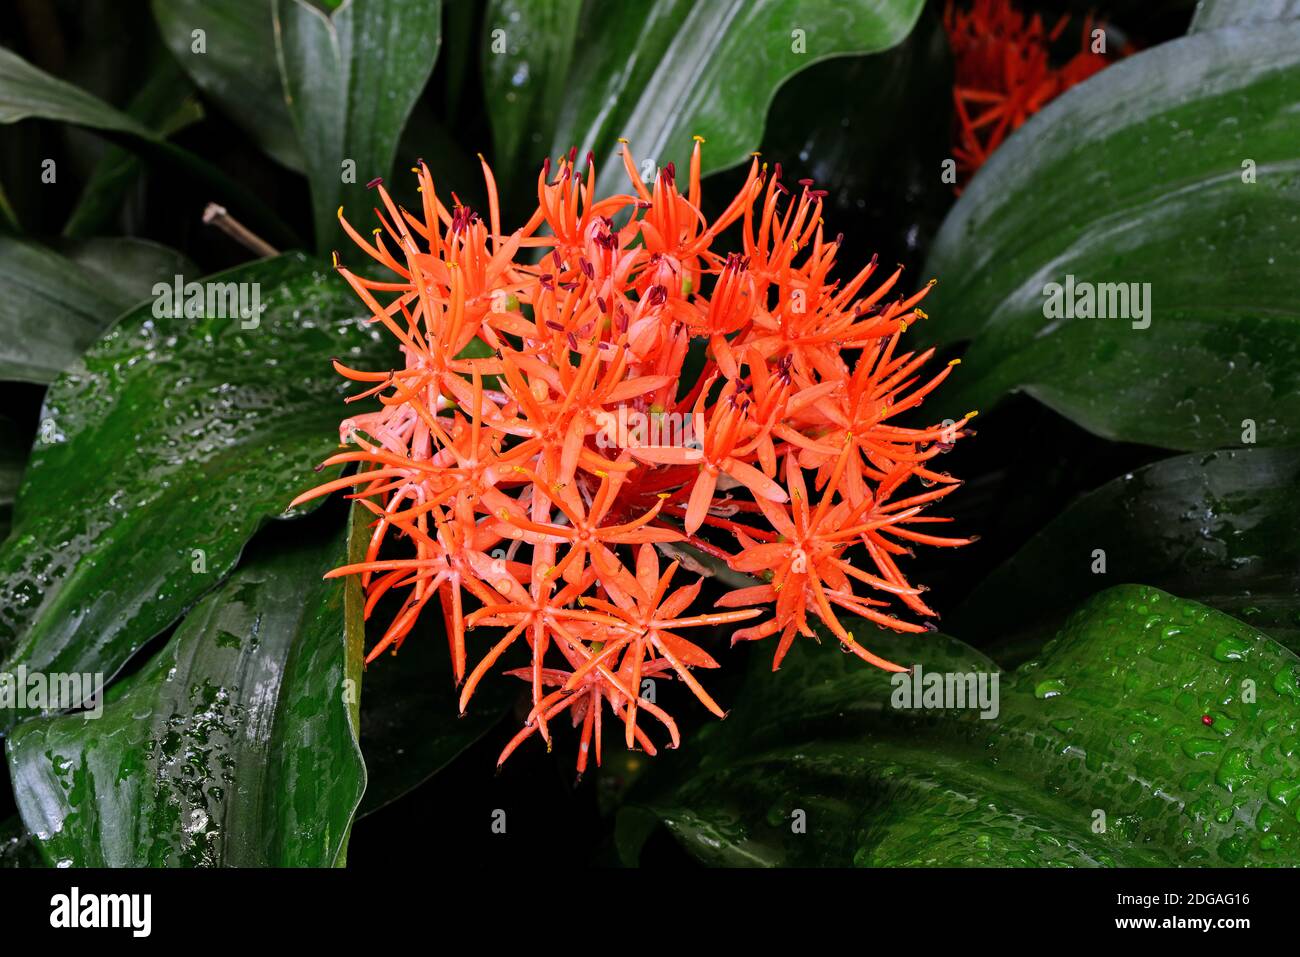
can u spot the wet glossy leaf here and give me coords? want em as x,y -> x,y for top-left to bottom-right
626,586 -> 1300,866
952,448 -> 1300,661
495,0 -> 924,195
1191,0 -> 1300,31
274,0 -> 441,251
480,0 -> 582,179
0,236 -> 195,383
151,0 -> 305,171
6,525 -> 366,867
922,25 -> 1300,450
0,252 -> 393,733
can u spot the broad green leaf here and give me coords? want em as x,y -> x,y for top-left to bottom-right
755,6 -> 952,271
62,238 -> 199,306
0,252 -> 393,733
6,524 -> 366,867
481,0 -> 583,179
531,0 -> 925,196
922,24 -> 1300,450
274,0 -> 441,251
0,236 -> 195,383
952,448 -> 1300,662
626,586 -> 1300,866
151,0 -> 305,171
1191,0 -> 1300,31
0,47 -> 151,135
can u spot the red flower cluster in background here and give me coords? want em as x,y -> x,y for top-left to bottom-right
945,0 -> 1128,184
293,141 -> 974,771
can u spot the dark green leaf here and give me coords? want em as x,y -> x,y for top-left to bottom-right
0,46 -> 299,247
627,586 -> 1300,866
755,6 -> 952,272
151,0 -> 305,171
394,99 -> 483,203
63,238 -> 198,308
1191,0 -> 1300,31
274,0 -> 441,251
922,25 -> 1300,450
0,47 -> 151,134
539,0 -> 925,196
440,0 -> 477,123
481,0 -> 583,178
6,524 -> 366,867
952,447 -> 1300,662
0,252 -> 393,732
0,236 -> 195,383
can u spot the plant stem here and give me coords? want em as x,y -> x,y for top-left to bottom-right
203,203 -> 279,258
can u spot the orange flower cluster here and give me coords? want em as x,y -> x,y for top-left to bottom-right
945,0 -> 1121,182
293,141 -> 974,772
